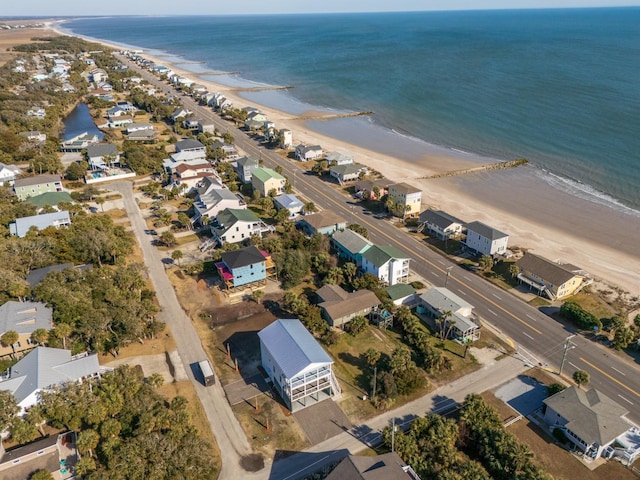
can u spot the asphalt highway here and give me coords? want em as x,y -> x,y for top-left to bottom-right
119,53 -> 640,426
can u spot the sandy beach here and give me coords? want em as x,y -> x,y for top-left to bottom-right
47,21 -> 640,294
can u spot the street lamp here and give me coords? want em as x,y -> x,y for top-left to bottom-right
559,335 -> 576,377
444,266 -> 453,288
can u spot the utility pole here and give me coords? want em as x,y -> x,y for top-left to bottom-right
444,266 -> 453,288
559,335 -> 576,376
371,365 -> 377,401
391,418 -> 396,453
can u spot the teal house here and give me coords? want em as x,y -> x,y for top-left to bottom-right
215,245 -> 275,289
331,228 -> 372,266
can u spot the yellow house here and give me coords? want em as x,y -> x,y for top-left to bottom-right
516,253 -> 588,300
388,183 -> 422,219
251,167 -> 286,197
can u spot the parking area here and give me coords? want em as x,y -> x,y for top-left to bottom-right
224,373 -> 271,406
494,375 -> 548,416
293,399 -> 354,445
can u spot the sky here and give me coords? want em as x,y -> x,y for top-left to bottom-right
2,0 -> 639,16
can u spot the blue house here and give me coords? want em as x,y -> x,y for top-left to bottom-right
215,245 -> 275,289
331,228 -> 372,266
274,193 -> 304,218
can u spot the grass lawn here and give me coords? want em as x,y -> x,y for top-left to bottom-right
529,296 -> 551,307
569,291 -> 618,321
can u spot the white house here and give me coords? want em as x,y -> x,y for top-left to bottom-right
0,347 -> 100,413
210,208 -> 272,246
329,163 -> 367,184
274,194 -> 304,218
86,143 -> 120,171
417,287 -> 480,342
361,245 -> 410,286
192,177 -> 246,224
9,211 -> 71,237
280,129 -> 293,149
258,319 -> 339,412
325,151 -> 354,166
464,221 -> 509,256
418,209 -> 465,240
295,144 -> 323,161
0,162 -> 22,185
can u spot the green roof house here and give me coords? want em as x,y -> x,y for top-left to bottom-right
361,245 -> 410,286
210,208 -> 273,246
251,167 -> 286,197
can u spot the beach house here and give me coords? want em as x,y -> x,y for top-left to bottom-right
417,287 -> 480,342
258,319 -> 340,412
316,284 -> 380,329
0,162 -> 22,185
13,175 -> 63,201
0,346 -> 100,413
251,167 -> 286,197
331,228 -> 372,266
296,211 -> 346,236
295,144 -> 324,161
0,301 -> 52,357
234,156 -> 260,183
329,163 -> 367,184
274,194 -> 304,218
388,183 -> 422,219
210,208 -> 272,246
280,129 -> 293,149
418,209 -> 465,240
86,143 -> 120,171
215,245 -> 275,290
192,177 -> 246,224
360,245 -> 410,286
9,211 -> 72,237
515,253 -> 589,300
325,151 -> 354,166
464,221 -> 509,256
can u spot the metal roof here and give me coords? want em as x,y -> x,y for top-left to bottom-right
10,211 -> 71,238
13,174 -> 61,188
236,156 -> 259,167
362,245 -> 408,268
331,229 -> 372,255
319,289 -> 380,322
25,192 -> 73,209
0,347 -> 100,405
385,283 -> 416,301
0,301 -> 52,335
274,194 -> 303,210
258,319 -> 333,379
251,167 -> 285,183
544,386 -> 631,446
175,138 -> 205,152
465,221 -> 509,241
419,287 -> 473,314
419,209 -> 464,229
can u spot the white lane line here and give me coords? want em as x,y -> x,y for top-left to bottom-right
457,289 -> 467,296
618,395 -> 634,405
612,367 -> 626,376
437,259 -> 447,266
522,331 -> 535,340
463,275 -> 472,282
487,308 -> 498,317
526,314 -> 537,322
492,293 -> 502,300
569,362 -> 581,370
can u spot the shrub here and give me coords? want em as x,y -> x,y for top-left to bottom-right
559,301 -> 602,331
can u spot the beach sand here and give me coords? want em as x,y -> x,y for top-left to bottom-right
46,21 -> 640,293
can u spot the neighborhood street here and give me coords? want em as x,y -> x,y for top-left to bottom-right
114,54 -> 640,479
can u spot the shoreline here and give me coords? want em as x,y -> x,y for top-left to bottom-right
51,20 -> 640,293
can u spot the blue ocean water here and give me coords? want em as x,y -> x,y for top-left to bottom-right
65,9 -> 640,210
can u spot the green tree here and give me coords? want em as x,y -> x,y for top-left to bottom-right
573,370 -> 590,388
363,348 -> 381,367
30,328 -> 49,346
65,161 -> 88,180
10,416 -> 39,444
1,330 -> 19,354
52,322 -> 72,349
508,263 -> 520,278
146,373 -> 164,388
74,456 -> 96,476
250,289 -> 265,304
547,383 -> 566,397
160,231 -> 176,247
478,255 -> 494,272
347,223 -> 369,239
303,201 -> 317,213
177,212 -> 191,230
171,249 -> 183,266
613,326 -> 634,350
95,196 -> 106,212
347,316 -> 368,336
324,266 -> 345,286
0,390 -> 19,432
29,470 -> 54,480
77,429 -> 100,458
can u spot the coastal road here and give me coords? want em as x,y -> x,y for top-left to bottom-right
110,182 -> 253,479
153,69 -> 640,426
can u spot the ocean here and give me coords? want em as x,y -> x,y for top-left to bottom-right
64,8 -> 640,211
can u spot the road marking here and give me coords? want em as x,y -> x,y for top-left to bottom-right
457,289 -> 467,296
492,293 -> 502,300
526,314 -> 537,322
618,394 -> 634,405
463,275 -> 472,282
580,357 -> 640,398
569,361 -> 581,370
487,308 -> 498,317
522,331 -> 535,340
612,366 -> 626,376
437,259 -> 447,266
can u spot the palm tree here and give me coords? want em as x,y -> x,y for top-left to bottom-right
342,262 -> 357,283
437,310 -> 454,341
303,201 -> 317,214
30,328 -> 49,346
171,249 -> 183,266
1,330 -> 19,356
53,322 -> 72,350
95,196 -> 105,212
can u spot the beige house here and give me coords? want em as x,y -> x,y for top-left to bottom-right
251,167 -> 286,197
516,253 -> 589,300
388,183 -> 422,219
316,284 -> 380,329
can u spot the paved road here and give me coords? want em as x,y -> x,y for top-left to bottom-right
116,55 -> 640,476
110,182 -> 253,479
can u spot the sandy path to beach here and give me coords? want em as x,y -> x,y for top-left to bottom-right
47,22 -> 640,293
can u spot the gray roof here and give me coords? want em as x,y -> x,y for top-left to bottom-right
330,163 -> 365,176
317,285 -> 380,322
86,143 -> 118,158
419,209 -> 464,229
419,287 -> 473,313
465,221 -> 509,241
236,156 -> 259,168
0,301 -> 52,335
258,319 -> 333,379
516,253 -> 581,286
298,211 -> 346,231
451,312 -> 479,333
13,174 -> 62,188
326,453 -> 409,480
296,144 -> 323,154
274,194 -> 303,210
0,347 -> 100,405
221,246 -> 265,269
544,386 -> 631,446
175,138 -> 205,152
331,229 -> 372,255
10,211 -> 71,238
